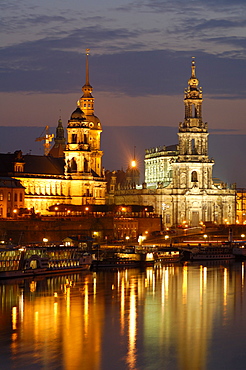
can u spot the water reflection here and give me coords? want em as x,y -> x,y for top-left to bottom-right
0,262 -> 246,369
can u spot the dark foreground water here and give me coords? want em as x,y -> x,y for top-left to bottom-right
1,262 -> 246,370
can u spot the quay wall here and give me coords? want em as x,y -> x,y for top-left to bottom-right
0,217 -> 114,244
0,216 -> 161,245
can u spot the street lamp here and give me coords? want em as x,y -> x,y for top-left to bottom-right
203,234 -> 208,244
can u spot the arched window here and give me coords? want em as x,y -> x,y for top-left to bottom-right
71,158 -> 77,172
0,193 -> 3,201
191,171 -> 198,182
84,158 -> 88,172
7,192 -> 11,201
71,134 -> 77,144
191,139 -> 197,154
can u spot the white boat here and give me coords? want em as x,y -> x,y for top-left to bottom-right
0,246 -> 92,279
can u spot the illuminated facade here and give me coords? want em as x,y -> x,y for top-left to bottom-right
111,59 -> 236,227
0,177 -> 25,218
0,51 -> 106,216
236,188 -> 246,224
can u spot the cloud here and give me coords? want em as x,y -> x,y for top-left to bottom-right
1,35 -> 246,99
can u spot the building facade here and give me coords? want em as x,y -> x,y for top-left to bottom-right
110,59 -> 236,227
0,177 -> 25,218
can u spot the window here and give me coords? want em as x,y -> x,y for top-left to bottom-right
72,134 -> 77,144
71,158 -> 77,172
191,171 -> 198,182
7,192 -> 11,201
20,193 -> 23,202
14,193 -> 17,202
0,193 -> 3,201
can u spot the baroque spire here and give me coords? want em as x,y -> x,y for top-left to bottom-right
82,48 -> 93,98
78,49 -> 95,116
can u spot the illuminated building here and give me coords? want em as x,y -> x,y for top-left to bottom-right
0,51 -> 106,216
236,188 -> 246,224
0,177 -> 25,218
110,59 -> 236,227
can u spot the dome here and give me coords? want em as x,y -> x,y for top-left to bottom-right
87,114 -> 102,130
70,107 -> 86,120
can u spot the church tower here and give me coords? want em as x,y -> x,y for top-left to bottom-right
77,48 -> 103,177
49,118 -> 66,158
64,50 -> 106,205
172,58 -> 214,191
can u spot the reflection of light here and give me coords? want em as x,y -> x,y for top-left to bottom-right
161,269 -> 165,305
164,269 -> 169,298
84,282 -> 89,336
145,278 -> 148,288
127,281 -> 137,369
11,333 -> 18,353
30,280 -> 36,292
200,265 -> 203,303
182,265 -> 187,304
19,290 -> 24,322
204,267 -> 207,289
12,306 -> 17,330
66,286 -> 70,316
120,278 -> 125,334
54,301 -> 58,336
224,268 -> 228,307
34,311 -> 39,343
93,276 -> 97,296
242,262 -> 244,289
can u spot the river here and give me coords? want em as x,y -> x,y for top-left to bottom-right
0,261 -> 246,370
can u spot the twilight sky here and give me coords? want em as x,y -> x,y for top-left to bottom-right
1,0 -> 246,185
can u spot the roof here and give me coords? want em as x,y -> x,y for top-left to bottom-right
0,177 -> 25,189
0,152 -> 64,176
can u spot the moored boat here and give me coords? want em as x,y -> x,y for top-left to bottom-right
0,245 -> 92,279
182,244 -> 235,261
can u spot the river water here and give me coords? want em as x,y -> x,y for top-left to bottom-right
1,262 -> 246,370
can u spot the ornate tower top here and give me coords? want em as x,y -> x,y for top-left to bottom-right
179,58 -> 206,133
188,57 -> 199,90
77,49 -> 102,131
81,48 -> 93,99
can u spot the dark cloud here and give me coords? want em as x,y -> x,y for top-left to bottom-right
177,18 -> 246,36
142,0 -> 246,11
0,27 -> 246,98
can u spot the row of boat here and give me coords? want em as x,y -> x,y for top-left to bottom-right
1,242 -> 246,279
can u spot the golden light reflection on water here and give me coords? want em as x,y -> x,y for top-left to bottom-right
126,279 -> 137,370
1,263 -> 246,370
